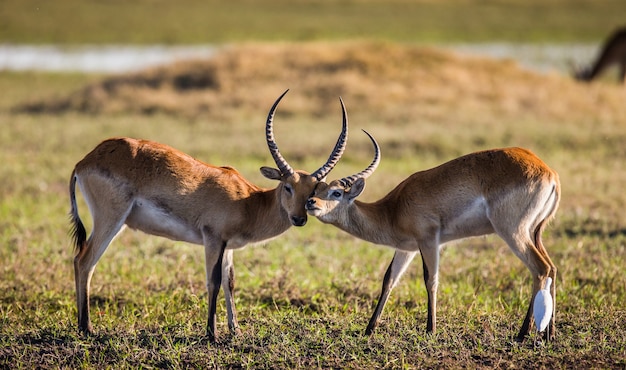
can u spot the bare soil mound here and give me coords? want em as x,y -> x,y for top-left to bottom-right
13,42 -> 625,123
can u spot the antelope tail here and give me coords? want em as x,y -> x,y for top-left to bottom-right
69,170 -> 87,253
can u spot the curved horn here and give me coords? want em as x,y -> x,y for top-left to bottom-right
339,130 -> 380,188
311,97 -> 349,181
266,89 -> 294,177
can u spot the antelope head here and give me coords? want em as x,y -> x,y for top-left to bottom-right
306,130 -> 380,223
261,90 -> 349,226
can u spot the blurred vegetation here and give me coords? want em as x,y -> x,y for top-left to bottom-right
11,42 -> 626,125
0,0 -> 625,44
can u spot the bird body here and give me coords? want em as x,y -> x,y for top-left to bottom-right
533,277 -> 553,333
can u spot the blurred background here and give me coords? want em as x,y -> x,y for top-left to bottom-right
0,0 -> 624,73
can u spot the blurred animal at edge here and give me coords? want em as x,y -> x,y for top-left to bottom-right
573,26 -> 626,84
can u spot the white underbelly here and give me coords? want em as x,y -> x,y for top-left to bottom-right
125,198 -> 203,245
440,196 -> 494,242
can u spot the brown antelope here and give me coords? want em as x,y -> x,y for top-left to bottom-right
573,26 -> 626,83
69,90 -> 349,342
306,132 -> 560,342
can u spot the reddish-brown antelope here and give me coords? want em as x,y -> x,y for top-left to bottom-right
69,90 -> 349,342
573,26 -> 626,84
306,132 -> 560,342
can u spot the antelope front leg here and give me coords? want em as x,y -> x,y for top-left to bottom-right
221,249 -> 241,335
203,230 -> 226,343
365,250 -> 417,335
419,244 -> 440,334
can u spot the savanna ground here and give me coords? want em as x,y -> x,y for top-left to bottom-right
1,1 -> 626,369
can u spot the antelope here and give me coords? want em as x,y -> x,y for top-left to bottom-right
69,90 -> 349,342
573,26 -> 626,83
306,131 -> 560,342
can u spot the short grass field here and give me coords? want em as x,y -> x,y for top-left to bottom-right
1,1 -> 626,369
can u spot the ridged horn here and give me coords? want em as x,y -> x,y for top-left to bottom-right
311,97 -> 349,181
339,130 -> 380,188
265,89 -> 294,177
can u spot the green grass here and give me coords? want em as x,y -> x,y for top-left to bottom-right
1,63 -> 625,367
1,0 -> 625,44
1,1 -> 626,366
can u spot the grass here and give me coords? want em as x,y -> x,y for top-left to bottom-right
1,0 -> 625,44
1,0 -> 626,366
1,41 -> 626,368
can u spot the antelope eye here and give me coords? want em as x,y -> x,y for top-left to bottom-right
332,190 -> 342,198
284,184 -> 293,195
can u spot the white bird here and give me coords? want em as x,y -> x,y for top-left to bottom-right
533,277 -> 553,334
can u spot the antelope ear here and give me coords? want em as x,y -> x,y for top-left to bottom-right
346,178 -> 366,201
260,166 -> 282,180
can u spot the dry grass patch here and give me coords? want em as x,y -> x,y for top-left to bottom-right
14,41 -> 626,125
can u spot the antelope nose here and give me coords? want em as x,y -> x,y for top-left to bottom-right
291,215 -> 307,227
306,199 -> 316,209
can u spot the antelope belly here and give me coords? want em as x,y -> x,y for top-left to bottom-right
440,197 -> 494,241
125,198 -> 203,244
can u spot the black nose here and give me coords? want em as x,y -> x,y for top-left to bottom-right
306,199 -> 315,209
291,215 -> 307,227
